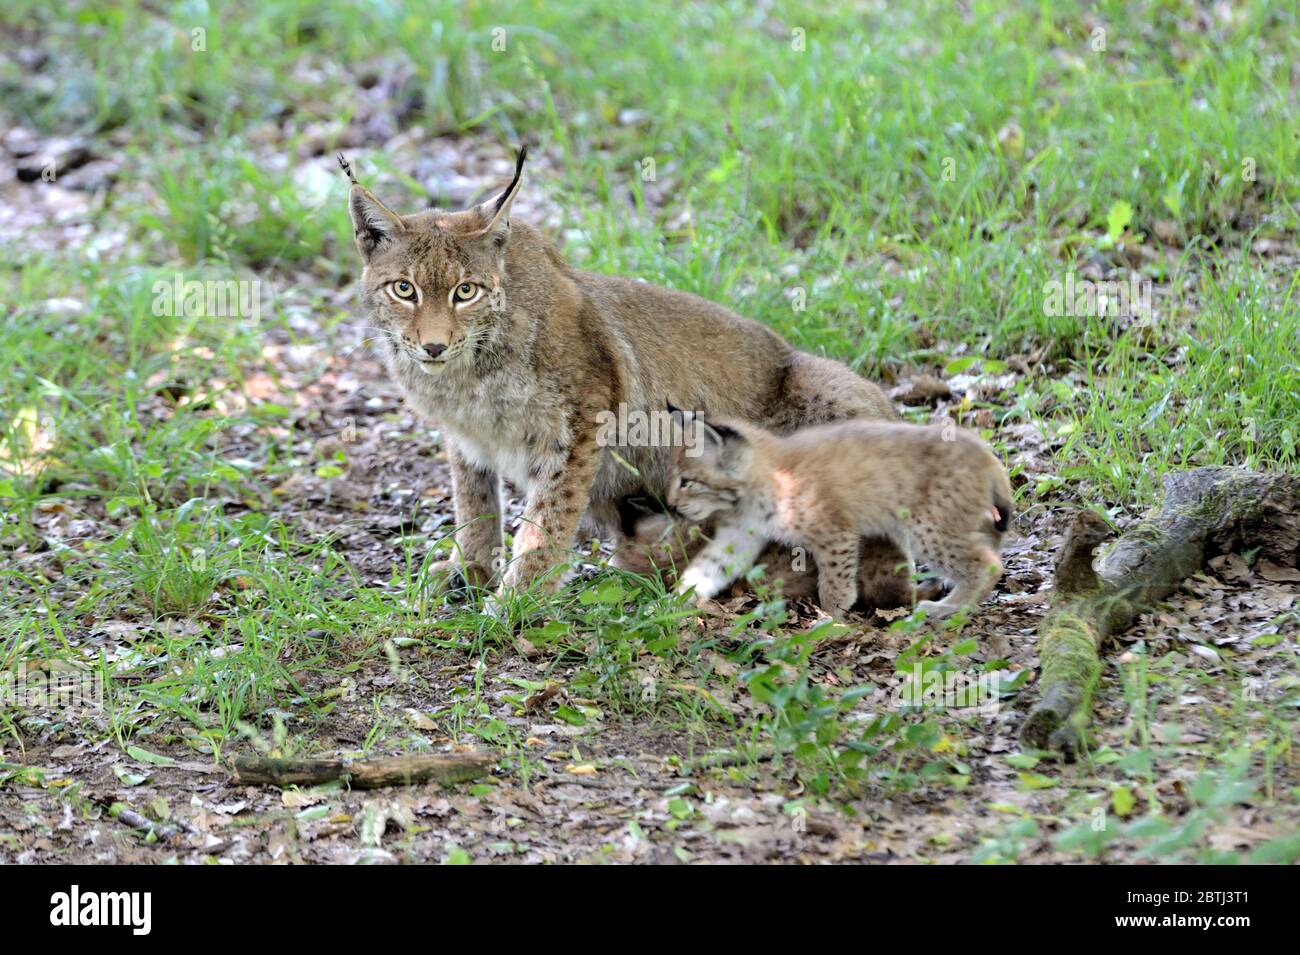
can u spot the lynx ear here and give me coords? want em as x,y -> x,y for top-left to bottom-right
667,403 -> 744,462
467,145 -> 527,246
342,158 -> 405,262
701,420 -> 740,449
668,404 -> 738,447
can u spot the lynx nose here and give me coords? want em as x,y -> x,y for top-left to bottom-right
422,342 -> 447,360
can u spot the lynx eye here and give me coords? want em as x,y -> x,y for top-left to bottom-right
453,282 -> 479,303
391,280 -> 417,301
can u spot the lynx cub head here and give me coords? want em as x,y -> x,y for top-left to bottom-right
339,148 -> 527,374
666,412 -> 756,522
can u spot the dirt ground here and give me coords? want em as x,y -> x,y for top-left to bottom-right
0,49 -> 1295,859
4,333 -> 1295,864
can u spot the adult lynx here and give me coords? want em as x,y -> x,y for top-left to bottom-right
341,148 -> 899,597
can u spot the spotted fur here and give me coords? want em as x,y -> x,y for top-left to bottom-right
668,416 -> 1014,620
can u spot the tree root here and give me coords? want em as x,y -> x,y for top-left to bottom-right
1021,467 -> 1300,760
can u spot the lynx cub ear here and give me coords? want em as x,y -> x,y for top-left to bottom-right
696,420 -> 735,464
666,402 -> 701,455
683,410 -> 740,452
667,405 -> 745,466
467,145 -> 527,247
702,420 -> 741,446
340,155 -> 405,261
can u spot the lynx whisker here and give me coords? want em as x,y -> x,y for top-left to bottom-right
341,333 -> 400,360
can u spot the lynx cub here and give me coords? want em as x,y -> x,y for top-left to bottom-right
613,494 -> 919,611
668,414 -> 1013,620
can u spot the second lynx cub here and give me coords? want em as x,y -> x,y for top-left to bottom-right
668,414 -> 1013,620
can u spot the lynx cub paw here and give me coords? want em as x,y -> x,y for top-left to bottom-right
676,566 -> 722,601
428,559 -> 491,594
915,599 -> 961,620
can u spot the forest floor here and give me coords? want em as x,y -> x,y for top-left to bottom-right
1,1 -> 1297,863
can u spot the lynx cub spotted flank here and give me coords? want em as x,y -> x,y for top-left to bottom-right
340,148 -> 904,598
668,415 -> 1013,621
613,493 -> 920,612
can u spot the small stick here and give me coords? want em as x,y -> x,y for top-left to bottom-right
100,800 -> 185,842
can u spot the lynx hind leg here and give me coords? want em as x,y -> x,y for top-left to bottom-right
766,537 -> 914,609
810,534 -> 862,620
855,536 -> 915,611
758,542 -> 819,599
916,541 -> 1003,619
767,353 -> 898,433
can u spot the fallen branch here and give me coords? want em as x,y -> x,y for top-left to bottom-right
231,751 -> 496,789
681,747 -> 776,772
1021,467 -> 1300,759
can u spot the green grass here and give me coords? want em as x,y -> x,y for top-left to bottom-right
1,0 -> 1297,861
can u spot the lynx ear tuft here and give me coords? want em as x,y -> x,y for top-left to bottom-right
468,145 -> 528,246
665,403 -> 742,446
340,154 -> 405,260
337,153 -> 358,184
493,145 -> 527,218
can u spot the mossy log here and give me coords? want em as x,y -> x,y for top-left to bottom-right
231,751 -> 496,789
1021,467 -> 1300,759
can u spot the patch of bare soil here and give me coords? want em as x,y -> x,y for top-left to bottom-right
5,329 -> 1295,863
1,121 -> 1294,864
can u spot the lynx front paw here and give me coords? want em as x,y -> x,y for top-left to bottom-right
482,593 -> 507,622
816,588 -> 858,622
915,599 -> 961,620
428,559 -> 490,594
498,549 -> 568,596
676,567 -> 720,601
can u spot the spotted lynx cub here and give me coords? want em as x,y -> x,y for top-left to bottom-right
668,414 -> 1013,620
613,493 -> 919,611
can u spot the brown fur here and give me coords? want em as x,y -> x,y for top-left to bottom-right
668,416 -> 1014,620
343,149 -> 899,595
